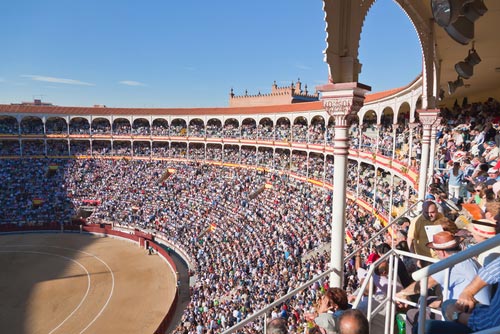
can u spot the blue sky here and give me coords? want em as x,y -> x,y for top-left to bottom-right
0,0 -> 422,108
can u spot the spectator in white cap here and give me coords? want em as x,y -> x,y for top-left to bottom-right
468,218 -> 500,266
483,141 -> 499,165
485,168 -> 500,186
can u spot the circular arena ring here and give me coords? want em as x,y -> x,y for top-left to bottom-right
0,232 -> 177,334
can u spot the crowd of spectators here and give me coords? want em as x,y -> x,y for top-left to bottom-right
0,157 -> 393,333
1,98 -> 500,333
1,112 -> 419,176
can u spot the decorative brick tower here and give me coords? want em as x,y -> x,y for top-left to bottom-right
229,79 -> 319,107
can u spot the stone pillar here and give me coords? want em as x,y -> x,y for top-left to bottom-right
391,123 -> 397,161
317,82 -> 370,288
427,117 -> 442,185
417,109 -> 440,201
408,122 -> 419,167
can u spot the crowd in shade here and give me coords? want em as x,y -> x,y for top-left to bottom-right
0,98 -> 500,333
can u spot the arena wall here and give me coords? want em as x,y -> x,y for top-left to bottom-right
0,223 -> 179,334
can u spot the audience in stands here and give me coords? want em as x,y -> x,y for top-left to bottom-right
1,97 -> 499,333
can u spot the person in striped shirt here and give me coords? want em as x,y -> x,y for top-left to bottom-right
420,241 -> 500,333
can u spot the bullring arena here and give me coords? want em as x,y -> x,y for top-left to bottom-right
2,2 -> 500,334
0,232 -> 177,334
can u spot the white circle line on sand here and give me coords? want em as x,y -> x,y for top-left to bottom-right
74,248 -> 115,334
0,244 -> 115,334
0,250 -> 91,334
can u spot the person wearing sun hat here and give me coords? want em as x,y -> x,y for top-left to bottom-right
469,219 -> 500,266
424,222 -> 500,334
398,232 -> 488,302
396,231 -> 491,333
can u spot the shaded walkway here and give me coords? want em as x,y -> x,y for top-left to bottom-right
163,248 -> 191,333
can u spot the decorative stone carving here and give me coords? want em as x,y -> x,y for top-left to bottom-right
417,109 -> 440,129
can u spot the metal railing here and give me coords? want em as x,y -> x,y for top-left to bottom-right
220,201 -> 423,333
219,205 -> 500,334
412,234 -> 500,334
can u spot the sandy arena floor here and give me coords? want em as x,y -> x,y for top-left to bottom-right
0,232 -> 176,334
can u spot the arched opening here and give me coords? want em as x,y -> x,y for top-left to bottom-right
358,0 -> 422,93
171,142 -> 187,158
171,119 -> 187,137
258,118 -> 274,141
189,118 -> 205,137
206,118 -> 222,138
20,116 -> 44,135
223,118 -> 240,138
0,116 -> 19,134
46,117 -> 68,134
379,107 -> 395,157
92,118 -> 111,135
69,117 -> 90,135
113,140 -> 132,155
241,145 -> 256,165
93,140 -> 112,156
47,140 -> 69,156
206,143 -> 222,161
113,118 -> 131,135
189,142 -> 205,161
242,118 -> 257,139
276,117 -> 291,142
152,141 -> 169,157
152,118 -> 169,136
70,140 -> 90,156
310,115 -> 326,144
133,141 -> 151,156
132,118 -> 151,135
257,147 -> 273,168
292,116 -> 308,142
224,144 -> 239,163
361,111 -> 377,152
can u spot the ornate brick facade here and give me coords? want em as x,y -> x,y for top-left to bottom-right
229,79 -> 319,107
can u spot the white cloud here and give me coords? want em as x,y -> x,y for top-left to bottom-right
295,64 -> 311,70
21,74 -> 94,86
119,80 -> 146,86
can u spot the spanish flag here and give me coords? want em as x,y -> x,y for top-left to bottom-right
345,230 -> 353,244
32,198 -> 44,207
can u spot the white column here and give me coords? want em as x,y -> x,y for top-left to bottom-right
427,117 -> 442,184
417,109 -> 440,201
318,82 -> 369,288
